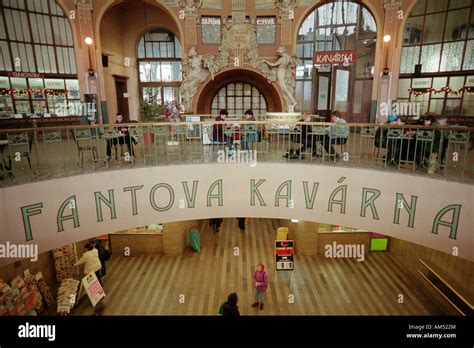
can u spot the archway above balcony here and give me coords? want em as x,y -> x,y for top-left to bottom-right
195,68 -> 284,114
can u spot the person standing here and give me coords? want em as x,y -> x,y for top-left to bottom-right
252,263 -> 269,310
237,218 -> 246,231
74,242 -> 103,284
92,238 -> 109,277
219,292 -> 240,316
209,218 -> 223,234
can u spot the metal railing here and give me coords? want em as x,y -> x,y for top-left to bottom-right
0,120 -> 472,186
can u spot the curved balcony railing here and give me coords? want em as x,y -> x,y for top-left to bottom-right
0,120 -> 472,187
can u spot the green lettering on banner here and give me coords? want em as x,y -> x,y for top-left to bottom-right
328,185 -> 347,214
250,179 -> 266,206
393,193 -> 417,228
20,203 -> 43,241
207,179 -> 223,207
123,185 -> 144,216
94,189 -> 117,222
360,188 -> 381,220
432,204 -> 461,240
302,181 -> 319,209
150,183 -> 175,212
182,181 -> 199,208
57,195 -> 80,232
275,180 -> 292,207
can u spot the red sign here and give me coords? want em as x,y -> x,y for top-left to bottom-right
314,51 -> 356,65
7,72 -> 44,78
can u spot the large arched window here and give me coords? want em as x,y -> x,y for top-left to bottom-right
0,0 -> 79,115
296,1 -> 376,121
211,82 -> 267,115
137,28 -> 181,107
398,0 -> 474,117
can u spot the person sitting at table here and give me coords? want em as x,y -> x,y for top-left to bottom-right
319,111 -> 349,160
283,113 -> 315,159
212,109 -> 232,149
106,114 -> 136,161
241,109 -> 258,151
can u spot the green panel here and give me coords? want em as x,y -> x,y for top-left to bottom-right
370,238 -> 388,251
369,100 -> 377,123
101,101 -> 109,124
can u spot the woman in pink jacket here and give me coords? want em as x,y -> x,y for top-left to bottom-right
252,263 -> 269,310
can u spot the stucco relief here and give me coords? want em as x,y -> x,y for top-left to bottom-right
181,19 -> 298,112
179,0 -> 203,13
274,0 -> 298,12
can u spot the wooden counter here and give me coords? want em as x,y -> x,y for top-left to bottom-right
110,227 -> 164,255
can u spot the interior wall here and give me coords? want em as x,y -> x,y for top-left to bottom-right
99,1 -> 181,122
390,238 -> 474,306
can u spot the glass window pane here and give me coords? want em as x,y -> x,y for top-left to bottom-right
410,0 -> 426,15
447,76 -> 464,98
423,13 -> 445,43
0,12 -> 6,39
420,44 -> 441,72
426,0 -> 448,13
66,79 -> 80,99
400,46 -> 420,73
440,41 -> 464,71
461,92 -> 474,116
334,69 -> 349,112
15,100 -> 31,114
445,9 -> 469,41
138,38 -> 145,58
432,76 -> 448,90
449,0 -> 471,9
463,40 -> 474,70
429,99 -> 444,114
397,79 -> 411,98
0,40 -> 12,71
403,16 -> 422,44
445,99 -> 461,115
0,96 -> 14,115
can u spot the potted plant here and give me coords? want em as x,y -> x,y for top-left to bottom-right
139,88 -> 163,144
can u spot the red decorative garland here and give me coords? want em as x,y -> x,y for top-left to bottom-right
0,88 -> 69,96
408,85 -> 473,96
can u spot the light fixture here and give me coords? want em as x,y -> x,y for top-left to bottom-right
291,219 -> 299,223
84,37 -> 93,45
383,34 -> 391,43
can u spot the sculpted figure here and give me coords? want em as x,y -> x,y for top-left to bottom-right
180,0 -> 202,13
262,47 -> 298,112
180,48 -> 209,112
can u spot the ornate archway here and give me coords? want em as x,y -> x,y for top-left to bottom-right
195,68 -> 284,114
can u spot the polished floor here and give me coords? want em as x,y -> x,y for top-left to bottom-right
74,218 -> 452,316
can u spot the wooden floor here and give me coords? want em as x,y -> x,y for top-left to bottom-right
74,218 -> 451,316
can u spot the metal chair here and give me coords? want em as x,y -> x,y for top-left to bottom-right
73,129 -> 99,167
6,132 -> 35,176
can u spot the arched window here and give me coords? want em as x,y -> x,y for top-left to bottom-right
211,82 -> 267,115
137,29 -> 181,107
296,1 -> 376,121
0,0 -> 79,116
398,0 -> 474,117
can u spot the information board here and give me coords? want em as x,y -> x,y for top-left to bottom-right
81,272 -> 105,307
275,240 -> 294,271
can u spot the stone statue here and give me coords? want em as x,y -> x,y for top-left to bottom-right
262,47 -> 298,112
180,0 -> 202,13
275,0 -> 298,12
180,48 -> 209,112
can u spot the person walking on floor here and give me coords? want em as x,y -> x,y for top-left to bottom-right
218,292 -> 240,316
237,218 -> 246,231
209,218 -> 223,234
92,238 -> 109,277
74,242 -> 103,285
252,263 -> 269,310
